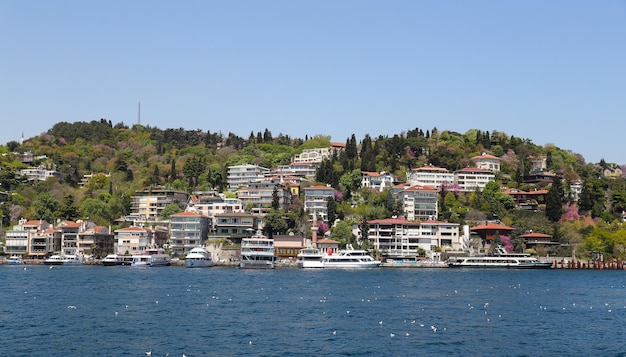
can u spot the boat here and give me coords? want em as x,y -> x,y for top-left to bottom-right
101,254 -> 133,266
6,255 -> 24,265
44,254 -> 83,266
239,230 -> 275,269
296,247 -> 325,268
185,247 -> 215,268
447,246 -> 553,269
320,245 -> 381,269
130,247 -> 171,267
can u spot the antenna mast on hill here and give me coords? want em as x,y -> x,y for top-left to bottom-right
137,101 -> 141,125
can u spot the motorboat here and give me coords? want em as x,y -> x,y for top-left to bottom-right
239,230 -> 275,269
447,246 -> 552,269
320,245 -> 381,268
130,247 -> 171,267
185,247 -> 214,268
6,255 -> 24,265
296,247 -> 325,268
101,254 -> 133,266
44,254 -> 83,266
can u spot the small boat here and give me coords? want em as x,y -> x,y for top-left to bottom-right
296,247 -> 325,268
239,230 -> 275,269
6,255 -> 24,265
130,247 -> 171,267
321,245 -> 381,269
185,247 -> 214,268
447,246 -> 552,269
44,254 -> 83,266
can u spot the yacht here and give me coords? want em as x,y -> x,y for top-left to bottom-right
44,254 -> 83,266
296,247 -> 325,268
101,254 -> 133,266
185,247 -> 215,268
130,247 -> 171,267
239,230 -> 275,269
320,245 -> 381,269
447,246 -> 552,269
6,255 -> 24,265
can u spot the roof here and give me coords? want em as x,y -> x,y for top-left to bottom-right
519,232 -> 552,239
471,153 -> 500,160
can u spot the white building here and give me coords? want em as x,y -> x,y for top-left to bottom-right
292,147 -> 333,164
471,152 -> 501,172
227,164 -> 270,191
361,171 -> 397,191
393,184 -> 439,221
453,167 -> 495,192
303,185 -> 336,222
357,218 -> 460,258
407,165 -> 454,189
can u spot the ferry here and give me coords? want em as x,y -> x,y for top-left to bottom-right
296,247 -> 325,268
447,246 -> 552,269
239,230 -> 275,269
130,247 -> 171,267
320,245 -> 381,269
185,247 -> 215,268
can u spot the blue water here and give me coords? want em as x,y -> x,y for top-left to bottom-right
1,266 -> 625,357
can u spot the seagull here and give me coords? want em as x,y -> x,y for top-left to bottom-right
145,352 -> 151,356
67,305 -> 77,309
390,333 -> 395,337
332,331 -> 337,335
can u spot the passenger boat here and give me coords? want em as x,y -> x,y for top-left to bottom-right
185,247 -> 214,268
320,245 -> 381,269
447,246 -> 552,269
44,254 -> 83,266
296,247 -> 325,268
130,247 -> 171,267
6,255 -> 24,265
239,230 -> 275,269
101,254 -> 133,266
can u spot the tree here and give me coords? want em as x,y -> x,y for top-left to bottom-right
271,186 -> 280,210
59,194 -> 79,221
330,220 -> 354,246
326,197 -> 337,225
160,203 -> 182,219
34,192 -> 60,222
263,209 -> 286,238
545,177 -> 564,222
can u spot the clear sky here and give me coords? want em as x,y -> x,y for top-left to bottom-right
1,1 -> 625,164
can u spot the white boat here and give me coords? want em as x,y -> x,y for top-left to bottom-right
101,254 -> 133,266
447,246 -> 552,269
239,230 -> 275,269
320,245 -> 381,269
44,254 -> 83,266
130,247 -> 171,267
185,247 -> 214,268
296,247 -> 325,268
6,255 -> 24,265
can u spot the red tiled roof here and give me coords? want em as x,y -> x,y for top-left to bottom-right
471,222 -> 514,231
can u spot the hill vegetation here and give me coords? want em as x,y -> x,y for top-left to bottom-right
2,119 -> 626,259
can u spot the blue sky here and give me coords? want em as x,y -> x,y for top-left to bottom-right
1,1 -> 625,164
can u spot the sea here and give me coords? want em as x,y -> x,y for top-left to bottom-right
1,265 -> 625,357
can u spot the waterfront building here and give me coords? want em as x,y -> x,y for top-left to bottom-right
114,226 -> 168,254
77,225 -> 114,257
358,218 -> 460,258
214,212 -> 257,235
169,211 -> 210,255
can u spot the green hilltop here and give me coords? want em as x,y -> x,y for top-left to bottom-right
1,119 -> 625,260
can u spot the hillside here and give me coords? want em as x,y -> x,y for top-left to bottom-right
1,119 -> 626,259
